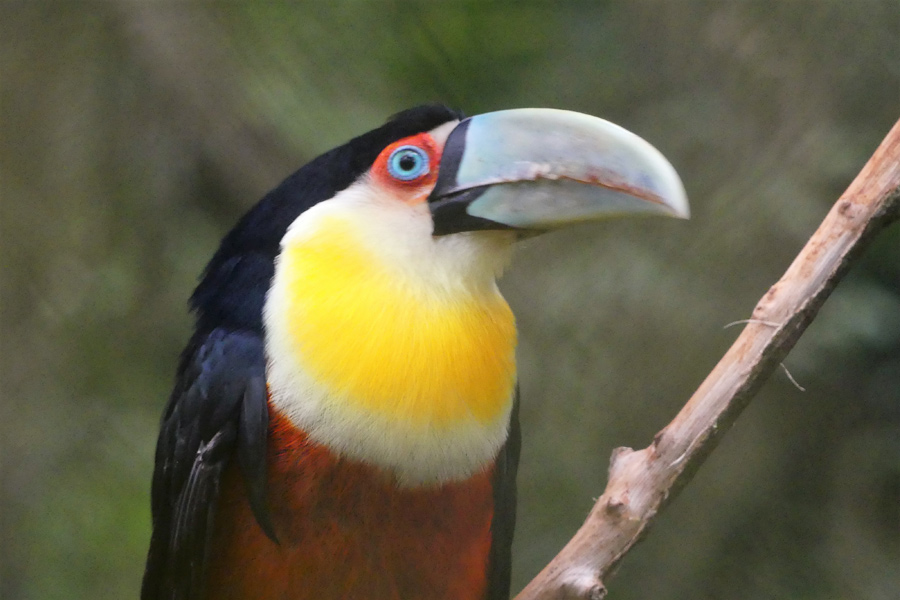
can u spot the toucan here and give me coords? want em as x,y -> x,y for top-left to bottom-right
141,104 -> 688,600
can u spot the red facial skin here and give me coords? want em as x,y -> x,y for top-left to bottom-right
204,407 -> 495,600
370,133 -> 443,204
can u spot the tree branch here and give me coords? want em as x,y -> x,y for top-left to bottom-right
515,118 -> 900,600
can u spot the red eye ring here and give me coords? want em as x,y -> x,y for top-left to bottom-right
373,133 -> 441,189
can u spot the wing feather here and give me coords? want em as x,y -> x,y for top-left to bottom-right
486,388 -> 522,600
141,329 -> 272,600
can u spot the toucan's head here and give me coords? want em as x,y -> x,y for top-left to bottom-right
194,104 -> 688,484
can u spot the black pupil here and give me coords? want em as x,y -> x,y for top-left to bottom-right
399,153 -> 418,172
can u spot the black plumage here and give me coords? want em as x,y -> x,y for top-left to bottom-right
487,392 -> 521,600
142,329 -> 270,600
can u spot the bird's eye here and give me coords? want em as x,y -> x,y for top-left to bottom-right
387,145 -> 430,181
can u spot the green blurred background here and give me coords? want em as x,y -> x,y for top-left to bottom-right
2,2 -> 898,599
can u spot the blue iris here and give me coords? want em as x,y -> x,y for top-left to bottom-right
387,145 -> 429,181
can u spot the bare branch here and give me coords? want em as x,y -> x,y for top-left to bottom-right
516,118 -> 900,600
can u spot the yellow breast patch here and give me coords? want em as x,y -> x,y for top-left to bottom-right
278,217 -> 517,430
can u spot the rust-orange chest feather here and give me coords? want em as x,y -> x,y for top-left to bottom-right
206,411 -> 497,600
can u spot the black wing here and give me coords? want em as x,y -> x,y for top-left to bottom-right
141,328 -> 275,600
486,388 -> 522,600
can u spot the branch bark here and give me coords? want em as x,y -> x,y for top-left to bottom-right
515,118 -> 900,600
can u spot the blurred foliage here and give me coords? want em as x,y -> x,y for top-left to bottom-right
2,2 -> 898,599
